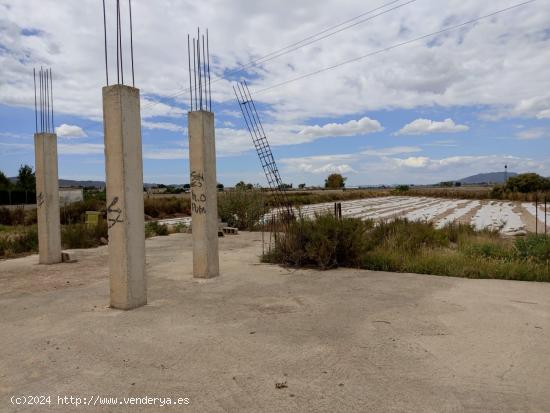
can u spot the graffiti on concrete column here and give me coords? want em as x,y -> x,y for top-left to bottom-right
190,171 -> 204,188
37,192 -> 44,207
191,192 -> 207,214
107,196 -> 124,228
190,170 -> 207,214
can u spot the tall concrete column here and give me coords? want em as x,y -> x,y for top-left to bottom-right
188,110 -> 219,278
103,85 -> 146,310
34,133 -> 62,264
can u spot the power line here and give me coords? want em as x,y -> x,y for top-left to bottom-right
140,0 -> 414,112
240,0 -> 415,69
254,0 -> 537,95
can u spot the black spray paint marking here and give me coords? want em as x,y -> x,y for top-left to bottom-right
190,170 -> 207,214
107,196 -> 124,228
36,192 -> 44,207
190,171 -> 205,188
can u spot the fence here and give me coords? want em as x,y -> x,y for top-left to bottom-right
534,194 -> 548,235
0,190 -> 37,206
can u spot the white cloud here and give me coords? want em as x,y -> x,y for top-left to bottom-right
396,118 -> 469,135
55,124 -> 86,138
392,156 -> 430,168
141,99 -> 186,119
314,163 -> 356,174
387,155 -> 543,174
361,146 -> 421,156
57,143 -> 104,155
0,0 -> 548,125
280,154 -> 358,175
278,152 -> 550,186
143,148 -> 188,160
0,142 -> 33,153
422,139 -> 458,147
142,121 -> 185,133
516,128 -> 546,140
298,116 -> 383,139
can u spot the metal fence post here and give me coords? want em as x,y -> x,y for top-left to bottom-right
535,195 -> 538,235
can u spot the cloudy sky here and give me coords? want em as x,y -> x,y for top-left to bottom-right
0,0 -> 549,186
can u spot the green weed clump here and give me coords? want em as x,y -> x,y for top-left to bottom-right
218,189 -> 266,231
265,215 -> 550,282
263,214 -> 373,269
0,220 -> 111,257
61,221 -> 108,249
60,198 -> 106,224
144,197 -> 190,219
0,206 -> 37,226
145,221 -> 169,237
0,226 -> 38,257
514,235 -> 550,263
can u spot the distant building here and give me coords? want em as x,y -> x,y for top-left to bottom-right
148,187 -> 168,194
59,187 -> 84,205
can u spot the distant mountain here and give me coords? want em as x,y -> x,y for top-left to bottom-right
59,179 -> 106,188
8,178 -> 159,188
459,172 -> 518,185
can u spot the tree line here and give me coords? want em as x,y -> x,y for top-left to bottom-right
0,165 -> 37,205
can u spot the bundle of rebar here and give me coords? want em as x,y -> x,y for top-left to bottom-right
187,28 -> 212,112
102,0 -> 135,87
33,67 -> 54,134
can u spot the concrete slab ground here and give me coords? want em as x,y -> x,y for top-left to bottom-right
1,232 -> 549,412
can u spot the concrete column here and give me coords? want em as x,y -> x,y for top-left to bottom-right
34,133 -> 62,264
188,110 -> 219,278
102,85 -> 146,310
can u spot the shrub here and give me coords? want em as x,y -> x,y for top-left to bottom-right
60,198 -> 106,224
264,215 -> 550,281
0,226 -> 38,257
0,207 -> 25,225
505,173 -> 550,193
61,221 -> 108,249
515,235 -> 550,263
368,219 -> 449,254
324,173 -> 347,189
393,185 -> 410,193
144,197 -> 190,219
264,214 -> 372,269
145,221 -> 169,237
218,189 -> 265,230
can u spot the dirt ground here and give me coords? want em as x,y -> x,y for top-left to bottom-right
1,232 -> 549,412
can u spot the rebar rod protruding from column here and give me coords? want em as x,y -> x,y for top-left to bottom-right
33,68 -> 38,133
187,28 -> 213,112
202,35 -> 208,110
103,0 -> 136,86
193,38 -> 197,110
197,28 -> 202,110
128,0 -> 135,87
102,0 -> 109,85
187,34 -> 193,111
34,67 -> 56,134
207,29 -> 211,111
49,68 -> 54,132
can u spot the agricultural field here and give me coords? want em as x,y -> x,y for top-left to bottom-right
266,196 -> 550,236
